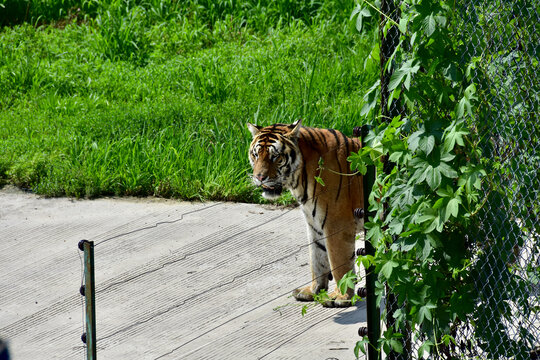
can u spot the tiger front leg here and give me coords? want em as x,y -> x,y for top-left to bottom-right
323,230 -> 356,308
292,235 -> 330,301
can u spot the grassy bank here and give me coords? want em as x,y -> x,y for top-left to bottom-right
0,0 -> 378,202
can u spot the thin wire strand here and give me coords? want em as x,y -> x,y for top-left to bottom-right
94,128 -> 363,251
94,180 -> 365,347
90,145 -> 364,294
147,171 -> 368,357
257,307 -> 350,360
95,202 -> 223,247
95,208 -> 292,295
152,250 -> 360,360
92,171 -> 362,298
98,218 -> 360,344
83,130 -> 368,356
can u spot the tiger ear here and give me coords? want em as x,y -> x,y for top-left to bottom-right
285,119 -> 302,138
247,123 -> 261,137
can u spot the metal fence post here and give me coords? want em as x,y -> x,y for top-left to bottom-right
354,124 -> 380,360
362,125 -> 380,360
79,240 -> 97,360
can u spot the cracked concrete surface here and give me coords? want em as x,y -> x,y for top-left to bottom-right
0,186 -> 367,359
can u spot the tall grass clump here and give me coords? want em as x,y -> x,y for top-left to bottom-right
0,0 -> 378,201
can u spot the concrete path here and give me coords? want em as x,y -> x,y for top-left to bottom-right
0,186 -> 367,360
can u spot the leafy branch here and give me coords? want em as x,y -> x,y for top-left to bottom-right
348,0 -> 537,358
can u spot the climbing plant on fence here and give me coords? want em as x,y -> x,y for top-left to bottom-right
348,0 -> 539,358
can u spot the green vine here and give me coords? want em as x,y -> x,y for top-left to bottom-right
349,0 -> 538,358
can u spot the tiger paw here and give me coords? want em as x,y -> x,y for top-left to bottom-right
292,286 -> 315,302
322,290 -> 353,308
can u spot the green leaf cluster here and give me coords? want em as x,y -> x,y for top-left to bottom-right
349,0 -> 538,358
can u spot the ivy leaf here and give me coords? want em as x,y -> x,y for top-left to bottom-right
417,213 -> 436,224
315,176 -> 325,186
388,218 -> 404,235
395,183 -> 417,205
354,338 -> 369,357
380,260 -> 399,279
360,80 -> 380,116
369,138 -> 384,160
439,148 -> 456,162
398,16 -> 409,34
444,122 -> 469,151
357,254 -> 374,270
422,237 -> 432,261
348,151 -> 370,175
446,197 -> 460,218
366,223 -> 383,247
432,197 -> 445,210
388,150 -> 405,164
436,185 -> 453,198
389,59 -> 420,91
423,217 -> 438,234
353,160 -> 367,175
390,338 -> 404,353
438,162 -> 458,179
350,4 -> 363,20
442,335 -> 456,347
352,7 -> 371,32
456,83 -> 477,118
422,13 -> 437,37
408,129 -> 424,152
426,166 -> 441,190
418,340 -> 435,357
417,302 -> 437,323
459,165 -> 486,193
418,135 -> 435,155
400,237 -> 418,252
338,270 -> 357,295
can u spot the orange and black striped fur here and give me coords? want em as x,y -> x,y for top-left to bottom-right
247,120 -> 363,307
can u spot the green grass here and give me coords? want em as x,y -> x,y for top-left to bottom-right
0,0 -> 378,201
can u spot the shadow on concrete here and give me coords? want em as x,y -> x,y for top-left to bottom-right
333,302 -> 366,325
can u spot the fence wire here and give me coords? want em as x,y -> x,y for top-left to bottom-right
379,1 -> 413,359
457,1 -> 539,359
378,0 -> 539,359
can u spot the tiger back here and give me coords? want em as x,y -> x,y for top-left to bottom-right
247,120 -> 363,307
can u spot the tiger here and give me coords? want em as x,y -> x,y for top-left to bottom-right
247,119 -> 364,307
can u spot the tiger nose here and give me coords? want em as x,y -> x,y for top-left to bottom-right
255,174 -> 267,182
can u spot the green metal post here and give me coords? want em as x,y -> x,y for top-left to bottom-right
80,240 -> 97,360
362,125 -> 380,360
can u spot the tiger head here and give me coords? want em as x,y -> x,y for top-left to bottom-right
247,120 -> 303,200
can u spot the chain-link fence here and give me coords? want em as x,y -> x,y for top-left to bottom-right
376,0 -> 539,359
378,1 -> 414,358
457,1 -> 539,358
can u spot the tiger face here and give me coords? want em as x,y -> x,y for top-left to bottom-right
247,121 -> 302,200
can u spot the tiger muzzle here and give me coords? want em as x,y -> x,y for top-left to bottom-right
261,183 -> 283,197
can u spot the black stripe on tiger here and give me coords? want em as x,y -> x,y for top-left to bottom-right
289,148 -> 297,165
320,203 -> 329,230
303,127 -> 315,143
327,129 -> 344,201
309,223 -> 323,237
314,240 -> 327,252
313,128 -> 328,148
300,159 -> 308,204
